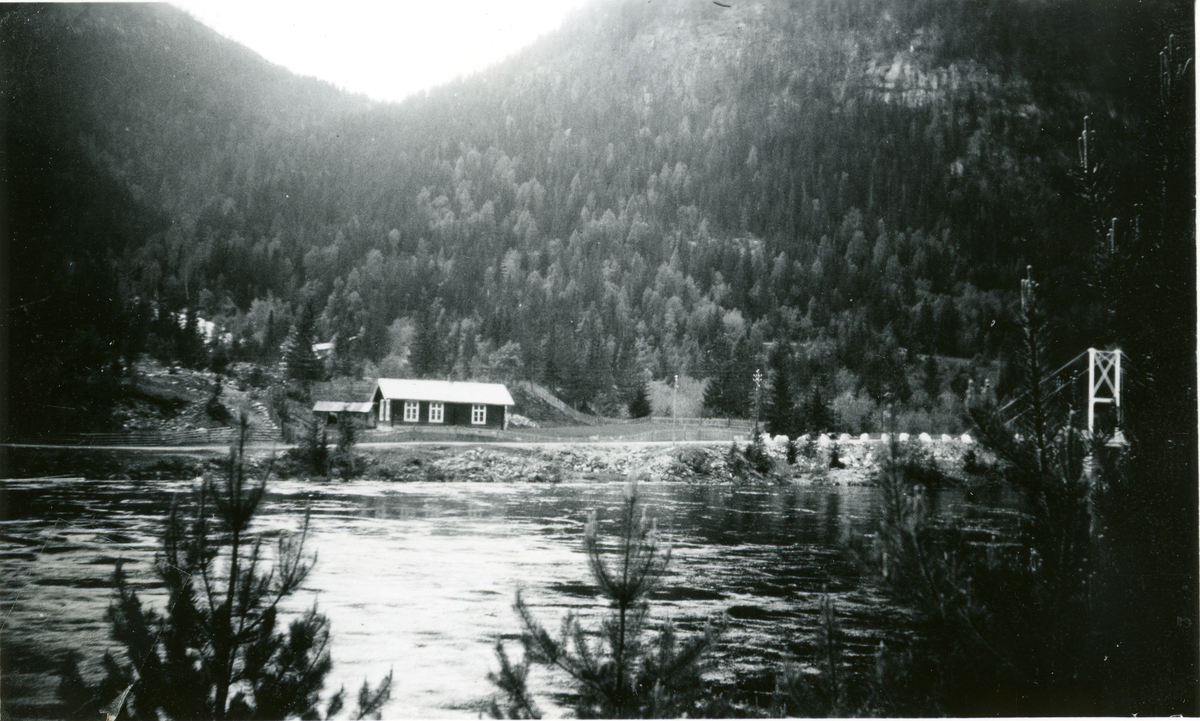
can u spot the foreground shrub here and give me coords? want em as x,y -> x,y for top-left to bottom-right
771,592 -> 853,717
489,478 -> 726,718
57,413 -> 391,720
285,417 -> 331,478
333,412 -> 359,478
841,270 -> 1100,716
205,377 -> 233,425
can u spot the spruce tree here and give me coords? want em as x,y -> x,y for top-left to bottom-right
180,305 -> 207,368
205,376 -> 233,425
702,336 -> 751,418
799,385 -> 834,433
335,412 -> 358,478
410,301 -> 446,379
284,302 -> 323,385
264,308 -> 282,359
628,380 -> 652,419
766,345 -> 796,437
921,355 -> 940,400
292,417 -> 331,478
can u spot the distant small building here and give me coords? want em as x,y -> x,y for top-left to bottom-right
312,401 -> 376,428
372,379 -> 514,430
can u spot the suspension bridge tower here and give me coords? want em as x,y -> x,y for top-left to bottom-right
1087,347 -> 1126,447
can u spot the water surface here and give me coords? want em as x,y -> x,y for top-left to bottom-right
0,477 -> 1021,717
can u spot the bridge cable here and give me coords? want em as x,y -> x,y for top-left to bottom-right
995,350 -> 1090,415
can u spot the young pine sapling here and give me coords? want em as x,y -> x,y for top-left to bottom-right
57,412 -> 391,720
489,478 -> 725,719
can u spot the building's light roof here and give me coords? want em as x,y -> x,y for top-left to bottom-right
375,379 -> 514,406
313,401 -> 374,413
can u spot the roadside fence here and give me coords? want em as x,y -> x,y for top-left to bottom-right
5,427 -> 282,447
361,424 -> 749,444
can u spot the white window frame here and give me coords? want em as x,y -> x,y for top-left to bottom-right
403,400 -> 420,423
471,404 -> 487,425
428,402 -> 445,424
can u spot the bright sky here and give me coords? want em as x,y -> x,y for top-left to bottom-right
171,1 -> 588,104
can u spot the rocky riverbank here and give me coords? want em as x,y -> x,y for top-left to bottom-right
324,436 -> 980,485
4,437 -> 983,486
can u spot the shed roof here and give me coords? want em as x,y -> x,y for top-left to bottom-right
375,379 -> 514,406
313,401 -> 374,414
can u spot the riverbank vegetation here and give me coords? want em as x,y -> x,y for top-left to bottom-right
778,198 -> 1195,716
837,272 -> 1101,716
804,31 -> 1196,717
4,437 -> 972,488
55,415 -> 392,720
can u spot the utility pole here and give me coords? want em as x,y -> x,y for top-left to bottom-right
672,374 -> 678,445
752,368 -> 763,437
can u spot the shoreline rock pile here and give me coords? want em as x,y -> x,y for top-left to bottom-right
364,437 -> 979,485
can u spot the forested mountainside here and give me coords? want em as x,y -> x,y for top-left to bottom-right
4,0 -> 1193,434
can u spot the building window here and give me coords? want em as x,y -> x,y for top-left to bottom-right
471,404 -> 487,425
429,402 -> 444,423
404,401 -> 420,422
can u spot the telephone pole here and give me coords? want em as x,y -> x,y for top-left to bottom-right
672,374 -> 678,445
752,368 -> 763,436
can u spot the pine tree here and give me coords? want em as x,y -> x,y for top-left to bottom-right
841,270 -> 1100,716
57,413 -> 392,720
972,268 -> 1094,589
489,479 -> 725,718
771,592 -> 849,716
1074,38 -> 1198,713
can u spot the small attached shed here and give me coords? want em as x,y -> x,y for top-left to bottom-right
312,401 -> 377,428
373,379 -> 514,430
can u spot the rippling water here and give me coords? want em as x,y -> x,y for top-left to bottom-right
0,476 -> 1022,718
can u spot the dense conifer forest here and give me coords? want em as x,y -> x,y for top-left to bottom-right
3,0 -> 1193,435
3,1 -> 1196,715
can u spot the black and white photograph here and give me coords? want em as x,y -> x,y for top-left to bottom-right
2,0 -> 1196,717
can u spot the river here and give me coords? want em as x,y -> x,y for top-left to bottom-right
0,476 -> 1022,718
